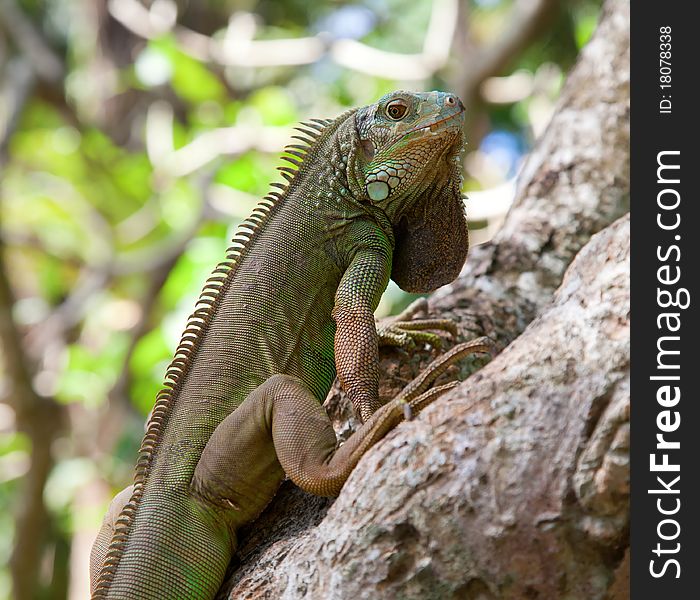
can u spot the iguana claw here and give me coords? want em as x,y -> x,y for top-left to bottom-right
396,337 -> 493,419
377,298 -> 459,351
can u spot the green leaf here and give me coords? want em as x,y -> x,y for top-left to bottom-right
248,87 -> 298,126
0,432 -> 30,457
214,153 -> 275,194
574,6 -> 599,49
130,327 -> 172,414
55,333 -> 129,407
130,327 -> 171,379
151,36 -> 225,104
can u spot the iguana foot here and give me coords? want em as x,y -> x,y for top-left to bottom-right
395,336 -> 493,419
377,298 -> 459,351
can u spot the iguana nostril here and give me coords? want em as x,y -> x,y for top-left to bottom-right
445,96 -> 456,106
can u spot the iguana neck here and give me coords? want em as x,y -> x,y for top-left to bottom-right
288,127 -> 395,248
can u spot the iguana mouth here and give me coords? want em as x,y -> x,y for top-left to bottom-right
405,108 -> 465,138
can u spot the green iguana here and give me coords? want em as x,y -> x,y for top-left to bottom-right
90,90 -> 489,599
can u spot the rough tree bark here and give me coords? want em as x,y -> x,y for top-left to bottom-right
218,0 -> 630,597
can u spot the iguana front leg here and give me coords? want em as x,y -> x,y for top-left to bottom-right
333,237 -> 470,423
332,241 -> 393,423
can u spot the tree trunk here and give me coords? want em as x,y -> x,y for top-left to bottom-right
219,0 -> 630,597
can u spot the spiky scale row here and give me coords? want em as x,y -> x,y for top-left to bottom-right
281,155 -> 303,167
284,149 -> 305,160
291,134 -> 316,146
92,115 -> 334,599
286,143 -> 309,153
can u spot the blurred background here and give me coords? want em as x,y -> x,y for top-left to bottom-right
0,0 -> 601,598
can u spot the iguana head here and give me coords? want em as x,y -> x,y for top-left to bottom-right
348,90 -> 469,293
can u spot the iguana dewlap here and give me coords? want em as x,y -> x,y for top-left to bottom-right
90,90 -> 488,599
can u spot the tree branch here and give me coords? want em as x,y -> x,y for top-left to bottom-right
0,57 -> 34,165
0,0 -> 64,84
453,0 -> 558,103
450,0 -> 559,148
0,20 -> 62,599
0,230 -> 65,600
108,0 -> 459,80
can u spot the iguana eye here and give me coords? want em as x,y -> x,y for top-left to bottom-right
386,100 -> 408,120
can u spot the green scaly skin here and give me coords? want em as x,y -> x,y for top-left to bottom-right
90,91 -> 489,599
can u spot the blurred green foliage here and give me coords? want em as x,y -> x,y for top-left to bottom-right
0,0 -> 601,597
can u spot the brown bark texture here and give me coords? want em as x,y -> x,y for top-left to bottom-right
220,0 -> 630,598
